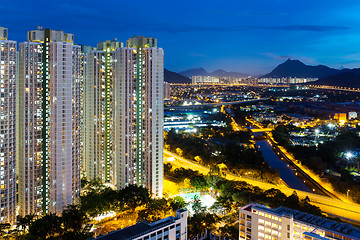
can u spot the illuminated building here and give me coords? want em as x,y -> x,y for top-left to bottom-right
98,209 -> 188,240
333,113 -> 347,124
84,36 -> 164,197
164,81 -> 171,100
114,36 -> 164,197
17,27 -> 82,216
84,39 -> 123,182
239,203 -> 360,240
192,75 -> 220,84
348,112 -> 357,120
0,27 -> 16,223
259,77 -> 318,85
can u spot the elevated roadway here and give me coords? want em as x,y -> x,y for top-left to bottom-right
164,98 -> 269,110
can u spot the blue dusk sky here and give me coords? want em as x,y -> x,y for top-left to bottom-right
1,0 -> 360,74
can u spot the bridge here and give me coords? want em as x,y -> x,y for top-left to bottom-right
250,128 -> 273,133
308,85 -> 360,93
164,98 -> 269,110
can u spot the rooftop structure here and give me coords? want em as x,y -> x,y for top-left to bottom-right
0,26 -> 8,40
27,26 -> 74,42
98,210 -> 188,240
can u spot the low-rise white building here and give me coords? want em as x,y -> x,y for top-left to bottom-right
98,209 -> 188,240
239,203 -> 360,240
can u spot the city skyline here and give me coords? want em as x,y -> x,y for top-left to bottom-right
1,0 -> 360,74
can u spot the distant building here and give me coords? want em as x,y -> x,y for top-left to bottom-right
0,27 -> 16,223
0,26 -> 8,40
81,45 -> 96,54
239,203 -> 360,240
164,82 -> 171,99
191,75 -> 250,85
98,210 -> 188,240
252,112 -> 281,123
348,111 -> 357,120
333,113 -> 347,123
192,75 -> 220,84
259,77 -> 318,85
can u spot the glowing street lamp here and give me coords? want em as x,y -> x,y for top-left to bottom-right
345,152 -> 354,160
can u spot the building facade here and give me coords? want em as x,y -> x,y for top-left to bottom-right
239,203 -> 360,240
164,81 -> 171,100
17,27 -> 81,216
0,27 -> 17,223
114,36 -> 164,197
98,209 -> 188,240
84,39 -> 122,182
84,36 -> 164,197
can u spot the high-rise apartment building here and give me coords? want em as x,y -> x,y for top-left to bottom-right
84,36 -> 164,197
84,39 -> 123,182
114,36 -> 164,197
239,203 -> 360,240
164,82 -> 171,100
0,27 -> 16,223
17,27 -> 81,216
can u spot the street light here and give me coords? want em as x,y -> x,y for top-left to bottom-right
347,189 -> 350,199
345,152 -> 353,160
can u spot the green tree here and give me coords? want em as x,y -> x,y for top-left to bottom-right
62,205 -> 89,233
28,213 -> 62,239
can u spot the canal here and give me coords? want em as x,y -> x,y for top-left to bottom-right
256,140 -> 311,192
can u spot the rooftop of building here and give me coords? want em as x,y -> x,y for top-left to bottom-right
97,210 -> 186,240
241,203 -> 360,239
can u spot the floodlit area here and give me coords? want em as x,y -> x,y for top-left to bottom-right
180,192 -> 216,214
92,211 -> 116,222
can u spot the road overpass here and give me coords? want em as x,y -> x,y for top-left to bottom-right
164,98 -> 269,110
250,128 -> 273,133
308,84 -> 360,93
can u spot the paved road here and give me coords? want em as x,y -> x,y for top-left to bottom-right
164,150 -> 360,223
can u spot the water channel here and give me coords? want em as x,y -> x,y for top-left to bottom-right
255,139 -> 311,192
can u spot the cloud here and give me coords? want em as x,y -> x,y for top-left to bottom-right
138,24 -> 350,34
343,52 -> 360,60
271,25 -> 350,32
260,53 -> 318,65
249,11 -> 287,17
189,52 -> 206,57
260,52 -> 289,60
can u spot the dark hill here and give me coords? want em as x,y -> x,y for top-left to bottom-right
179,67 -> 248,78
179,68 -> 209,78
211,69 -> 248,78
262,59 -> 341,78
164,69 -> 191,84
314,70 -> 360,88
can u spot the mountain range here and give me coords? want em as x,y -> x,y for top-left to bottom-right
164,69 -> 191,84
261,59 -> 341,78
261,59 -> 360,88
179,68 -> 249,78
164,59 -> 360,87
